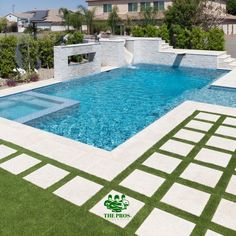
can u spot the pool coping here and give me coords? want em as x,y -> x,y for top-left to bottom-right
1,101 -> 236,181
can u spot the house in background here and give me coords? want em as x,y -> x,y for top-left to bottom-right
5,9 -> 67,32
5,12 -> 33,32
87,0 -> 236,35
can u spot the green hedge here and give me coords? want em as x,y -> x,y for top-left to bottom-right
0,36 -> 17,78
0,32 -> 84,78
132,24 -> 170,42
132,24 -> 224,51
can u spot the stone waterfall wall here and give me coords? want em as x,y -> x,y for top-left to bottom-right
54,43 -> 101,81
99,39 -> 127,67
126,38 -> 223,69
54,38 -> 225,81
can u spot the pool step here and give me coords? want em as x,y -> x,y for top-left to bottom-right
160,41 -> 174,51
218,53 -> 236,70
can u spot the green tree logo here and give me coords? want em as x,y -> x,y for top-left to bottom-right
104,194 -> 129,212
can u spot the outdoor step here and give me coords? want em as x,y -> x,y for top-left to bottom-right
224,57 -> 235,63
229,60 -> 236,66
218,64 -> 236,70
161,43 -> 169,47
161,45 -> 173,50
218,54 -> 230,59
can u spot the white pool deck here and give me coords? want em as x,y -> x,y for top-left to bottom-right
0,100 -> 236,181
0,68 -> 235,181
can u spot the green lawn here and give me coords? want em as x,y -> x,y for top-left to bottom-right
0,110 -> 236,236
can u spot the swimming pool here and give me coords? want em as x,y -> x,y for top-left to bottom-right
0,64 -> 234,150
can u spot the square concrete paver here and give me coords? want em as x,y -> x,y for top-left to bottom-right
0,145 -> 17,160
216,126 -> 236,139
195,112 -> 220,122
205,230 -> 222,236
161,183 -> 210,216
24,164 -> 69,189
90,190 -> 144,228
223,117 -> 236,127
119,169 -> 165,197
143,152 -> 182,174
54,176 -> 103,206
194,148 -> 231,168
180,163 -> 223,188
185,120 -> 213,132
206,136 -> 236,152
135,208 -> 195,236
212,199 -> 236,231
0,154 -> 41,175
174,129 -> 205,143
160,140 -> 195,157
226,175 -> 236,196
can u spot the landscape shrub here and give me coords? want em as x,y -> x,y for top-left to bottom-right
170,25 -> 191,49
132,26 -> 145,37
6,79 -> 17,87
66,31 -> 84,45
158,24 -> 170,42
18,35 -> 39,71
207,27 -> 224,51
145,25 -> 159,37
0,36 -> 17,78
190,27 -> 208,50
38,37 -> 54,68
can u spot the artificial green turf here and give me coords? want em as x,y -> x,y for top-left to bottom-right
0,110 -> 236,235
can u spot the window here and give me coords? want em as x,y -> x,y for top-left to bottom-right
128,3 -> 138,12
140,2 -> 151,11
154,1 -> 165,11
103,4 -> 112,13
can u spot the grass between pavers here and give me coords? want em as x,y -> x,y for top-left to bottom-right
0,110 -> 236,235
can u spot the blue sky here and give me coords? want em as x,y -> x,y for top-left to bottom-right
0,0 -> 87,16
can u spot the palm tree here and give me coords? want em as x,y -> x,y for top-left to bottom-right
59,8 -> 71,31
78,5 -> 96,35
108,6 -> 121,34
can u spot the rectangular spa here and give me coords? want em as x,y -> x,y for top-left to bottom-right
0,64 -> 233,150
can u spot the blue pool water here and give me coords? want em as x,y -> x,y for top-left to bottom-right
0,64 -> 235,150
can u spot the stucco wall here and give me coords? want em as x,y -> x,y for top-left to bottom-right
54,43 -> 101,81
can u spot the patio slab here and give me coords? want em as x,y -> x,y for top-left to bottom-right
205,230 -> 223,236
161,183 -> 210,216
194,148 -> 231,168
206,136 -> 236,152
135,208 -> 195,236
185,120 -> 213,132
212,199 -> 236,231
225,175 -> 236,196
215,126 -> 236,139
24,164 -> 69,189
195,112 -> 220,122
160,140 -> 195,157
119,169 -> 165,197
0,154 -> 41,175
0,145 -> 17,160
174,129 -> 205,143
223,117 -> 236,127
53,176 -> 103,206
180,163 -> 223,188
90,190 -> 144,228
143,152 -> 181,174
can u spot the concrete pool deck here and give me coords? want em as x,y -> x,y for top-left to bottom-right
1,100 -> 236,181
